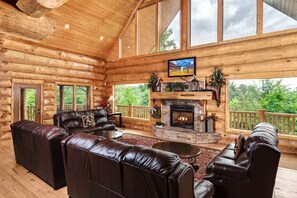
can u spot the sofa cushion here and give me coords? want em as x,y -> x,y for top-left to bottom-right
69,127 -> 91,135
218,149 -> 236,160
82,115 -> 95,128
234,133 -> 246,159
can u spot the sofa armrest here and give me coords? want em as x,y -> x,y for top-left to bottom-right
210,162 -> 249,180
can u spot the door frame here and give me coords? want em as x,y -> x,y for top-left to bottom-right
12,79 -> 43,123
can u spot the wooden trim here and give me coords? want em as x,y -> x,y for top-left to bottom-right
257,0 -> 263,35
12,79 -> 44,84
155,0 -> 160,53
55,81 -> 93,87
181,0 -> 189,51
225,80 -> 230,134
218,0 -> 223,42
150,91 -> 214,100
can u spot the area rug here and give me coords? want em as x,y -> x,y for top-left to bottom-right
120,133 -> 221,182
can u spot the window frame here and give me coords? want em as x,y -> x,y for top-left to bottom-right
56,82 -> 93,113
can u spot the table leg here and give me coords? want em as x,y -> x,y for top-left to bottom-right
188,157 -> 199,172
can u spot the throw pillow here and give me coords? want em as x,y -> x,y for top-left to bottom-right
82,115 -> 95,128
234,133 -> 246,159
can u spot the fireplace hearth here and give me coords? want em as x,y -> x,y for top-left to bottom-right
170,105 -> 194,129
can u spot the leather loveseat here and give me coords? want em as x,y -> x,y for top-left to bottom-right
61,133 -> 215,198
53,108 -> 116,135
204,123 -> 280,198
10,120 -> 68,189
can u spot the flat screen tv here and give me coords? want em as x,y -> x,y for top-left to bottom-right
168,57 -> 196,77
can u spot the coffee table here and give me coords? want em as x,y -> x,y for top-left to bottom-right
91,130 -> 123,139
152,141 -> 201,171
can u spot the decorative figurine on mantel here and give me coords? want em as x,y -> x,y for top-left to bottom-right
190,75 -> 199,91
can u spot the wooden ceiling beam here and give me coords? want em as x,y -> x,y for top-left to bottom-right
16,0 -> 70,18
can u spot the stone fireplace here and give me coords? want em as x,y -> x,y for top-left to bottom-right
153,100 -> 221,144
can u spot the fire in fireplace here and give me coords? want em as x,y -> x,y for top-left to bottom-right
170,105 -> 194,129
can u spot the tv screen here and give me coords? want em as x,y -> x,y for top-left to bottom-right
168,57 -> 196,77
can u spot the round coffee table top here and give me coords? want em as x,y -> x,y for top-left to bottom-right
92,130 -> 123,139
152,141 -> 201,159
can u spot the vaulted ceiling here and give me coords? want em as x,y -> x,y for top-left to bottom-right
0,0 -> 138,59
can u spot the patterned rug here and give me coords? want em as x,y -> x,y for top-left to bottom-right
120,133 -> 221,182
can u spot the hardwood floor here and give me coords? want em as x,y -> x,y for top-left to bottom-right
0,129 -> 296,198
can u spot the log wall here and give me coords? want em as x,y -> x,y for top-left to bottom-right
106,30 -> 297,153
0,37 -> 106,139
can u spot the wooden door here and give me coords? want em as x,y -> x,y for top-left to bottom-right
13,84 -> 42,123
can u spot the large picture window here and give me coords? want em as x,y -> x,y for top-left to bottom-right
223,0 -> 257,41
114,84 -> 149,119
159,0 -> 180,52
56,84 -> 91,113
190,0 -> 217,46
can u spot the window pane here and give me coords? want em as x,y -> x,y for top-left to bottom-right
76,86 -> 89,111
159,0 -> 180,52
138,4 -> 156,55
121,16 -> 136,58
63,86 -> 74,112
114,84 -> 149,119
25,89 -> 36,121
263,2 -> 297,33
223,0 -> 257,40
191,0 -> 217,46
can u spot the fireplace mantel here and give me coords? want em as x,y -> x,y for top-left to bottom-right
150,91 -> 214,100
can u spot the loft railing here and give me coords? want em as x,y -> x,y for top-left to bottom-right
116,105 -> 150,119
230,110 -> 297,136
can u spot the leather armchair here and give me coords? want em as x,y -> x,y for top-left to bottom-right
204,123 -> 280,198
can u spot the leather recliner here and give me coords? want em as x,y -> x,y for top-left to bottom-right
204,122 -> 281,198
61,133 -> 215,198
53,108 -> 116,135
10,120 -> 68,189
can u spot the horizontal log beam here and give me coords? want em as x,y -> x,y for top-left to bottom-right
2,38 -> 105,67
2,49 -> 105,73
16,0 -> 70,17
0,62 -> 105,81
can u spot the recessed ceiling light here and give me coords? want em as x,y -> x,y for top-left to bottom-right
99,36 -> 104,40
127,46 -> 130,49
64,24 -> 70,29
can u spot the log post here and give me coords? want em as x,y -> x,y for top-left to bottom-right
128,104 -> 133,117
258,109 -> 266,123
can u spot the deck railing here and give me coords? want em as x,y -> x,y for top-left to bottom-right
26,106 -> 35,121
57,104 -> 87,112
116,105 -> 150,119
230,110 -> 297,136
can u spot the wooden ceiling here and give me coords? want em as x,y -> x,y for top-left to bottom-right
1,0 -> 138,59
264,0 -> 297,20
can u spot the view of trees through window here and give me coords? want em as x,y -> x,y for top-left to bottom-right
229,78 -> 297,134
115,84 -> 150,119
56,85 -> 90,112
229,78 -> 297,113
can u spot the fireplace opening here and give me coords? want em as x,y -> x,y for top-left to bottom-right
170,105 -> 194,129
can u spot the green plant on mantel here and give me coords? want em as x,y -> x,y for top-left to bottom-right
208,66 -> 226,107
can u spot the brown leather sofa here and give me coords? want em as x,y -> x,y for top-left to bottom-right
204,123 -> 280,198
10,120 -> 68,189
61,133 -> 215,198
53,108 -> 116,135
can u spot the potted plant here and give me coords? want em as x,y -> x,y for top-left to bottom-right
208,66 -> 226,107
148,72 -> 162,92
